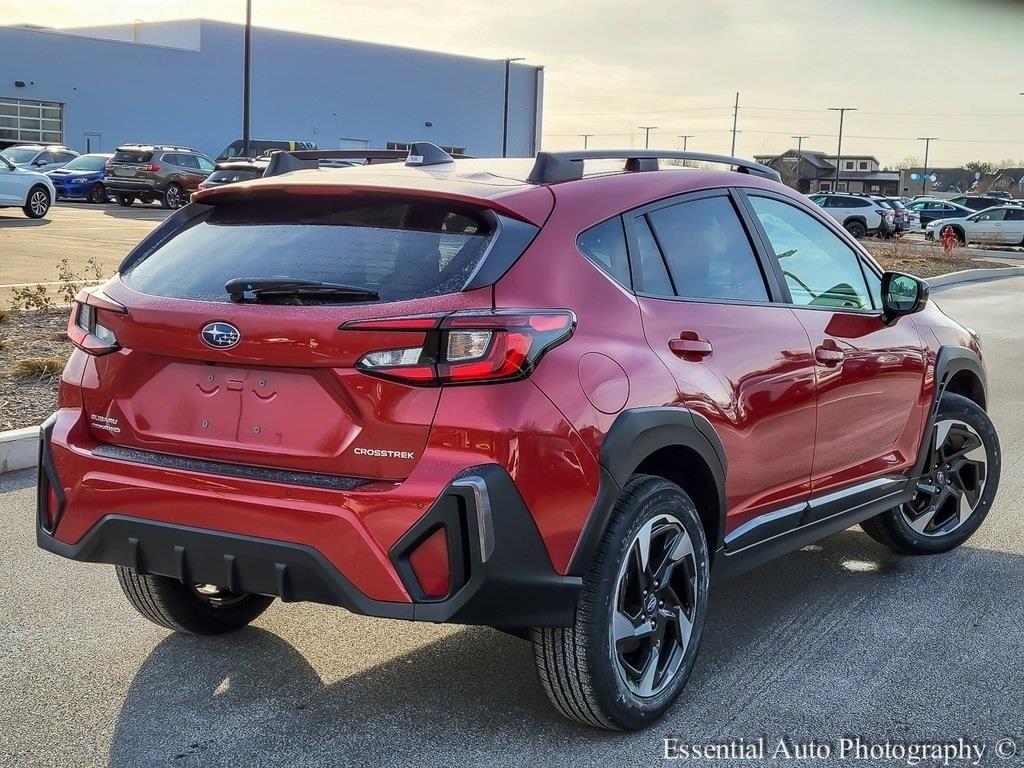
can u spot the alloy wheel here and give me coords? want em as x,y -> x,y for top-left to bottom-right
610,513 -> 698,698
165,185 -> 182,208
30,190 -> 48,216
901,419 -> 987,537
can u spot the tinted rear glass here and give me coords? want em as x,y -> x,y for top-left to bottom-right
113,150 -> 153,163
122,197 -> 493,304
208,169 -> 260,183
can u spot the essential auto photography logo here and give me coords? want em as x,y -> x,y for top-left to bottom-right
200,321 -> 241,349
662,736 -> 1000,766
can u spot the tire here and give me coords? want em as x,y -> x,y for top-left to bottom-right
88,182 -> 106,204
162,183 -> 184,209
116,194 -> 136,207
844,220 -> 867,238
532,475 -> 710,730
22,186 -> 50,219
861,393 -> 1000,555
115,566 -> 274,635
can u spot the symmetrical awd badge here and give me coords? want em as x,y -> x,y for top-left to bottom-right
200,322 -> 240,349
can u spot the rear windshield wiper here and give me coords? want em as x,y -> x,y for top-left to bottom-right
225,278 -> 380,303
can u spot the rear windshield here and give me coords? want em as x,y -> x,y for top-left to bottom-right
208,169 -> 260,183
122,197 -> 493,304
113,150 -> 153,163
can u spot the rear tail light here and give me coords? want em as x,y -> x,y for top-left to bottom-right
142,162 -> 161,172
345,309 -> 576,386
104,159 -> 113,171
68,289 -> 126,355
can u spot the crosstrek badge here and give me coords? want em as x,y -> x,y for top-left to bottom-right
352,447 -> 415,460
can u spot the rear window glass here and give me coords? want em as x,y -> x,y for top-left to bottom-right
122,197 -> 493,304
577,218 -> 631,287
208,169 -> 260,183
113,150 -> 152,163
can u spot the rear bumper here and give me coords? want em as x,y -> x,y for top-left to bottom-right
105,179 -> 161,194
36,413 -> 580,627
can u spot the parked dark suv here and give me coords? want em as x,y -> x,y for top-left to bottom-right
105,144 -> 216,208
39,143 -> 1000,730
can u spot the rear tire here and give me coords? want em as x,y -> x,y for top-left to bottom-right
861,393 -> 999,555
116,194 -> 135,207
115,566 -> 274,635
88,182 -> 106,204
532,475 -> 710,730
22,186 -> 50,219
844,220 -> 867,238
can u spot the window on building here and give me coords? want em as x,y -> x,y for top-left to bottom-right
859,161 -> 869,170
845,161 -> 854,170
837,182 -> 849,192
387,142 -> 466,155
0,98 -> 63,144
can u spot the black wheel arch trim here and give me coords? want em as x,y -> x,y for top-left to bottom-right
566,406 -> 728,577
912,345 -> 987,477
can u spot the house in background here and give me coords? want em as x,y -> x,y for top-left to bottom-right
988,168 -> 1024,198
898,167 -> 997,197
754,149 -> 899,194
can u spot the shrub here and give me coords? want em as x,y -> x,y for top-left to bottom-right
13,356 -> 65,377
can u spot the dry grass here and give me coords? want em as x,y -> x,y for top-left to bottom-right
0,308 -> 8,323
12,356 -> 65,378
863,236 -> 1009,278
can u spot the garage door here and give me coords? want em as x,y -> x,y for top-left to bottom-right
0,98 -> 63,145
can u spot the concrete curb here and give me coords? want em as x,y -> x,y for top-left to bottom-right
0,425 -> 38,474
0,267 -> 1021,477
927,265 -> 1024,289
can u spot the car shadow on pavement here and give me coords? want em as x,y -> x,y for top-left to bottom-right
98,206 -> 171,222
106,529 -> 1024,767
0,215 -> 50,227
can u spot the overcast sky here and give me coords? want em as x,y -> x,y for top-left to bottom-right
4,0 -> 1023,167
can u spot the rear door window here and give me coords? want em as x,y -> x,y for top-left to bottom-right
646,195 -> 768,302
122,197 -> 496,304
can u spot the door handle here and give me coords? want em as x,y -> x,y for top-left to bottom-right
814,345 -> 844,365
669,333 -> 713,357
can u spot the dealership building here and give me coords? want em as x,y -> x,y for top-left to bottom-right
0,19 -> 544,159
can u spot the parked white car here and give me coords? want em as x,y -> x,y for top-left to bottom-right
0,144 -> 78,172
925,205 -> 1024,246
0,154 -> 56,218
807,193 -> 894,238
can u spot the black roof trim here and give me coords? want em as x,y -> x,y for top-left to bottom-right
263,142 -> 466,178
526,150 -> 782,184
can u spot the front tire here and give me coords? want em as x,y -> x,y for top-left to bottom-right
162,183 -> 184,209
940,225 -> 966,246
532,475 -> 710,730
844,220 -> 867,238
22,186 -> 50,219
116,566 -> 274,635
861,393 -> 999,555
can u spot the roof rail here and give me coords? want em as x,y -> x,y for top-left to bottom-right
526,150 -> 781,184
263,141 -> 463,178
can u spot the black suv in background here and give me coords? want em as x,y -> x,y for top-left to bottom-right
949,194 -> 1021,212
215,139 -> 316,161
105,145 -> 216,208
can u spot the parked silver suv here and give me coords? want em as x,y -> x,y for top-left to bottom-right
0,144 -> 78,172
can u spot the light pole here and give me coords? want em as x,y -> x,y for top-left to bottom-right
917,137 -> 938,195
730,91 -> 740,155
638,126 -> 657,149
501,57 -> 525,157
828,107 -> 857,190
677,134 -> 693,151
791,135 -> 809,191
579,134 -> 593,149
242,0 -> 252,157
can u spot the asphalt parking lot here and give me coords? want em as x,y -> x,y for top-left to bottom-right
0,202 -> 168,293
0,276 -> 1022,767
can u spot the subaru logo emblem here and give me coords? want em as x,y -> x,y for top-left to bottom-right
201,322 -> 240,349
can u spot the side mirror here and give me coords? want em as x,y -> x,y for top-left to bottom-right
881,271 -> 928,319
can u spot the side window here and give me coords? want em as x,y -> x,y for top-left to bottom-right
36,151 -> 55,165
577,217 -> 631,287
161,153 -> 179,166
1006,208 -> 1024,221
646,195 -> 768,302
178,154 -> 201,170
748,196 -> 873,311
976,209 -> 1006,222
197,156 -> 215,172
633,216 -> 673,296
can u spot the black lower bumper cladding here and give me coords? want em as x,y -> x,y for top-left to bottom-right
35,429 -> 580,628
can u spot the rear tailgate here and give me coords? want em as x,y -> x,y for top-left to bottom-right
79,191 -> 525,481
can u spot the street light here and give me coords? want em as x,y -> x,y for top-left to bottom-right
579,134 -> 593,149
242,0 -> 252,157
917,137 -> 938,195
638,126 -> 657,149
676,134 -> 693,151
501,57 -> 525,157
828,107 -> 857,190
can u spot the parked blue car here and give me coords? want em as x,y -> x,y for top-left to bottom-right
46,153 -> 113,203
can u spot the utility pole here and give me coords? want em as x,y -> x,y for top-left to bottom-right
638,126 -> 657,149
918,137 -> 938,196
828,107 -> 857,190
501,57 -> 525,157
791,135 -> 810,191
676,134 -> 693,151
579,134 -> 593,149
242,0 -> 252,158
730,92 -> 740,156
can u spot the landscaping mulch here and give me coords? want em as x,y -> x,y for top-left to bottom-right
0,307 -> 72,431
863,240 -> 1011,279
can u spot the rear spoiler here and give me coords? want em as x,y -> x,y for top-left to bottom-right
264,141 -> 469,178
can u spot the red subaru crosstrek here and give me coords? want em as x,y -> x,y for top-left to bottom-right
38,143 -> 999,729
